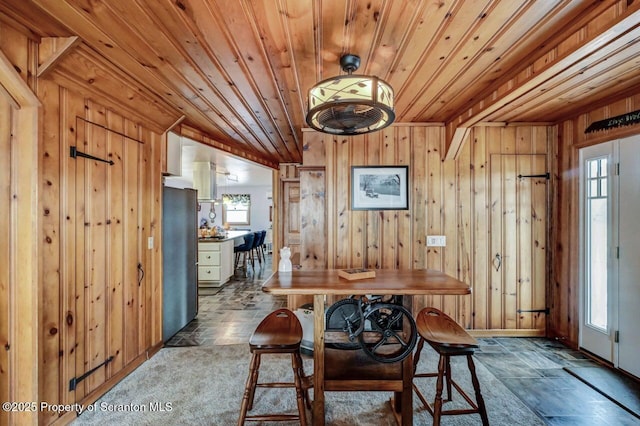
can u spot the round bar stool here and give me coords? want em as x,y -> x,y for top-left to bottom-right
238,309 -> 311,425
412,307 -> 489,426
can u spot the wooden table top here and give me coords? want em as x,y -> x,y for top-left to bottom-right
261,269 -> 471,296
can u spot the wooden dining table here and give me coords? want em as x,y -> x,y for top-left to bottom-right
261,269 -> 471,426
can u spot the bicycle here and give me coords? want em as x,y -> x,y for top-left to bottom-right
325,295 -> 417,363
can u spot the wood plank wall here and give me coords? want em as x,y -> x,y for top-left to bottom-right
0,34 -> 40,425
39,67 -> 163,426
0,21 -> 163,425
0,55 -> 40,424
0,86 -> 11,426
551,94 -> 640,348
298,124 -> 552,333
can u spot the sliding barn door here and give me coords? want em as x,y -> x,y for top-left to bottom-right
489,154 -> 548,332
66,120 -> 147,400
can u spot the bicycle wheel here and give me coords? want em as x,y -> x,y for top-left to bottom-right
325,298 -> 361,350
358,303 -> 417,363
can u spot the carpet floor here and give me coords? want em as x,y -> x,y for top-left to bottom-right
72,344 -> 544,425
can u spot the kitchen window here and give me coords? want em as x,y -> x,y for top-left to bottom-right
222,194 -> 251,226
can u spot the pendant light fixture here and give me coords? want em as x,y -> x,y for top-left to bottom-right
306,54 -> 395,135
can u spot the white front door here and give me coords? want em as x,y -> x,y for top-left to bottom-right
579,136 -> 640,377
579,142 -> 616,362
617,135 -> 640,378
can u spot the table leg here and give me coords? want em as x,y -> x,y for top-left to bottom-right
390,352 -> 414,426
400,351 -> 414,425
401,295 -> 414,425
312,294 -> 325,426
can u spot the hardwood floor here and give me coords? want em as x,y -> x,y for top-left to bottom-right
166,256 -> 640,425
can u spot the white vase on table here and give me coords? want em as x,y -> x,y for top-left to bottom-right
279,247 -> 292,272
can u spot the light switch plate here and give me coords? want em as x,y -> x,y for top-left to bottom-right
148,236 -> 154,249
426,235 -> 446,247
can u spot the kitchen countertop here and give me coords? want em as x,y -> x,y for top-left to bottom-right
198,230 -> 252,242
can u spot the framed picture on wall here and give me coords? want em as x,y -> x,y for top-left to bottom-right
351,165 -> 409,210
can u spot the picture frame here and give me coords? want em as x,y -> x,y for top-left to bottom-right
351,165 -> 409,210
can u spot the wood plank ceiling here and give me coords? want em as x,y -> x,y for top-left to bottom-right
3,0 -> 640,166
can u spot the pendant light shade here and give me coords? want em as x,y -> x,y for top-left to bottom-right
306,54 -> 395,135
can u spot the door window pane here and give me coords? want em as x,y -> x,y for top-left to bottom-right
585,157 -> 608,331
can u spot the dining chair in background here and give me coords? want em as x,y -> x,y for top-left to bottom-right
234,232 -> 255,272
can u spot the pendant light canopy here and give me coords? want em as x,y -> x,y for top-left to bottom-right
306,54 -> 395,135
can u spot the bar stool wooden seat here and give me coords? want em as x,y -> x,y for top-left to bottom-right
238,308 -> 311,425
412,307 -> 489,426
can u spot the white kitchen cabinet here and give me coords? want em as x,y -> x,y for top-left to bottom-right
198,239 -> 234,287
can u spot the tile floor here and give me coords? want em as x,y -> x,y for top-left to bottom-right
475,338 -> 639,425
166,255 -> 640,425
165,255 -> 284,347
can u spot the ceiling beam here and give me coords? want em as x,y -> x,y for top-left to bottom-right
444,1 -> 640,160
179,124 -> 279,170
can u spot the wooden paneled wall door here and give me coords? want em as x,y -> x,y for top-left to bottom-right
300,168 -> 326,269
65,118 -> 148,401
283,181 -> 301,267
37,83 -> 163,424
489,154 -> 548,333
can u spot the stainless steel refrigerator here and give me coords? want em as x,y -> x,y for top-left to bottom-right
162,186 -> 198,341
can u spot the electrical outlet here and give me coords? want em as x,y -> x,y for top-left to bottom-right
426,235 -> 446,247
148,236 -> 154,249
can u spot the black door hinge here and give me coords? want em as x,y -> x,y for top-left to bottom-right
517,307 -> 550,314
517,172 -> 550,180
70,146 -> 114,165
69,356 -> 114,391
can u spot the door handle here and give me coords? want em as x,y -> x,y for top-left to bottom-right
493,253 -> 502,272
138,263 -> 144,286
